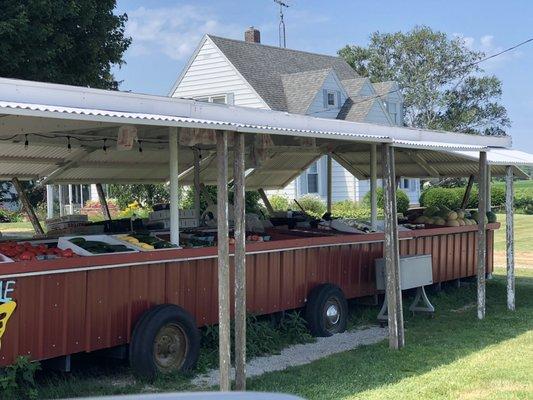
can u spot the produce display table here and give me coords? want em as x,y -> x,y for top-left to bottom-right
0,223 -> 498,366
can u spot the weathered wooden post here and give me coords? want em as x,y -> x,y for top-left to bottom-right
95,183 -> 111,221
193,148 -> 201,225
370,144 -> 378,230
11,177 -> 45,236
505,165 -> 515,311
169,127 -> 180,245
327,154 -> 333,214
233,132 -> 247,390
477,151 -> 488,319
258,188 -> 274,215
381,144 -> 404,349
46,185 -> 54,219
216,130 -> 231,391
461,175 -> 475,210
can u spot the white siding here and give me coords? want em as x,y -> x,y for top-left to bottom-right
171,38 -> 268,109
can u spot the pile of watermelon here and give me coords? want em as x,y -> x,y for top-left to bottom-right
412,206 -> 497,227
0,241 -> 77,261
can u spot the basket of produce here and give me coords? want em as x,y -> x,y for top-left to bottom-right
0,241 -> 78,261
58,235 -> 139,256
410,206 -> 497,227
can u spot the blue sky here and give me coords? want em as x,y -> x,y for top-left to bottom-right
114,0 -> 532,151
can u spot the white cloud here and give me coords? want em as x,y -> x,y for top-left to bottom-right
125,5 -> 240,61
453,33 -> 522,70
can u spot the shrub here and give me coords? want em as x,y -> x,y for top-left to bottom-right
268,194 -> 290,211
420,187 -> 462,210
362,187 -> 409,215
514,192 -> 533,214
0,356 -> 40,399
331,200 -> 359,218
293,194 -> 326,218
0,208 -> 23,223
420,184 -> 509,211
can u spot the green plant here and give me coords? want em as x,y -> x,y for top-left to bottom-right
293,195 -> 326,218
420,187 -> 462,210
116,201 -> 150,219
0,356 -> 40,399
0,208 -> 23,223
331,200 -> 359,218
268,195 -> 290,212
362,188 -> 409,215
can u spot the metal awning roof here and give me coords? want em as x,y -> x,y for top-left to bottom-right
446,149 -> 533,166
0,77 -> 530,186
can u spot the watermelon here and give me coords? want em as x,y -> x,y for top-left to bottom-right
487,211 -> 497,223
446,220 -> 460,227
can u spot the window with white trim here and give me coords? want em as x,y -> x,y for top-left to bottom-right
324,90 -> 340,109
306,162 -> 319,193
387,101 -> 398,124
195,94 -> 229,104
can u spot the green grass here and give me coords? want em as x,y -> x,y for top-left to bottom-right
494,213 -> 533,253
247,268 -> 533,400
493,179 -> 533,196
34,268 -> 533,399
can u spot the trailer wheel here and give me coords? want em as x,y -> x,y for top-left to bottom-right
129,304 -> 200,379
305,284 -> 347,337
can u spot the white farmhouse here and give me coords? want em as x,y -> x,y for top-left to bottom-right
170,28 -> 420,205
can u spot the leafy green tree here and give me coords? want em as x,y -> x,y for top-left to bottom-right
0,0 -> 131,89
338,26 -> 510,135
108,184 -> 171,210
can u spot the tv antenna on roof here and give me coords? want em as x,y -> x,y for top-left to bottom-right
274,0 -> 289,48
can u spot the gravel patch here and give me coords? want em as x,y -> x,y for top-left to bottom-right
192,326 -> 387,388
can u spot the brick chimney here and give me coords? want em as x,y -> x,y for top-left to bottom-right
244,26 -> 260,43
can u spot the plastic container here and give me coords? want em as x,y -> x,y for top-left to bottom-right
58,235 -> 139,256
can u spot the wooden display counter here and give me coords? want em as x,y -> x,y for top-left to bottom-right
0,223 -> 498,366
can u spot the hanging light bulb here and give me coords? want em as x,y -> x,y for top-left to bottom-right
138,140 -> 143,153
24,134 -> 29,149
67,136 -> 72,152
102,138 -> 107,153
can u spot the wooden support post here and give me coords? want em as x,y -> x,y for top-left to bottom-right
193,148 -> 201,225
68,184 -> 73,214
233,132 -> 247,391
505,166 -> 515,311
59,185 -> 64,217
11,177 -> 45,236
487,166 -> 492,211
258,188 -> 274,215
46,185 -> 54,219
381,144 -> 404,349
80,184 -> 84,209
169,127 -> 180,245
461,175 -> 475,210
477,151 -> 488,320
216,130 -> 231,391
95,183 -> 111,221
370,144 -> 378,230
326,154 -> 333,214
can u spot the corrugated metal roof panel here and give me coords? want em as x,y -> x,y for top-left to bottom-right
449,149 -> 533,166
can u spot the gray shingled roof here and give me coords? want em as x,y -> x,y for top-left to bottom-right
208,35 -> 358,111
372,81 -> 397,97
281,69 -> 331,114
337,96 -> 376,122
341,78 -> 368,96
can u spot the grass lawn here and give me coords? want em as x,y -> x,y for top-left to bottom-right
0,221 -> 34,233
35,268 -> 533,399
494,213 -> 533,267
246,268 -> 533,400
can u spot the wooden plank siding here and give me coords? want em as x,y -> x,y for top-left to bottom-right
0,228 -> 496,366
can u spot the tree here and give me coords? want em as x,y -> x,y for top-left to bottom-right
338,26 -> 510,135
0,0 -> 131,89
108,184 -> 171,210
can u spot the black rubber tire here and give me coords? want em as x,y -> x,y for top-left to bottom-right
305,284 -> 348,337
129,304 -> 200,380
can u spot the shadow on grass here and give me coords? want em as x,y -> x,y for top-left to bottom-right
246,271 -> 533,400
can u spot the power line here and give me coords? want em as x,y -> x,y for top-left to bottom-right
314,36 -> 533,113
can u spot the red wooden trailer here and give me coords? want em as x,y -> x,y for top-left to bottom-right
0,224 -> 497,376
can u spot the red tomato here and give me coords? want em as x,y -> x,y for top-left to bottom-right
19,251 -> 35,261
62,249 -> 74,258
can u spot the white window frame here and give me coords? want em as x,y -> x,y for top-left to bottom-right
194,93 -> 233,104
325,90 -> 339,109
306,162 -> 319,194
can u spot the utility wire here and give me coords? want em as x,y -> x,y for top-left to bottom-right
310,36 -> 533,114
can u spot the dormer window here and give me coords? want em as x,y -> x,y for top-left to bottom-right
324,90 -> 340,109
195,93 -> 234,105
